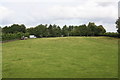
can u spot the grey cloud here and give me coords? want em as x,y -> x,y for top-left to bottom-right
0,0 -> 118,32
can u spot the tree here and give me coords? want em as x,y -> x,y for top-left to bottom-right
26,27 -> 35,35
68,25 -> 74,36
2,24 -> 26,34
87,22 -> 98,36
97,25 -> 106,35
2,26 -> 10,33
72,26 -> 80,36
62,25 -> 69,36
34,24 -> 47,37
20,24 -> 26,33
52,24 -> 58,37
48,24 -> 54,37
116,18 -> 120,33
55,26 -> 62,37
79,24 -> 88,36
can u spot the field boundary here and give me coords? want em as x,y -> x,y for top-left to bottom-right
1,39 -> 20,43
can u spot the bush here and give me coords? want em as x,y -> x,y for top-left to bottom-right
102,32 -> 119,38
2,32 -> 29,41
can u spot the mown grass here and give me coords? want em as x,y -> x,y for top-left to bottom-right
2,37 -> 118,78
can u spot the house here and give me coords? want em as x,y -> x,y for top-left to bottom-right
29,35 -> 36,38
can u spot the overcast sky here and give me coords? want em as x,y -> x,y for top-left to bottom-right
0,0 -> 119,32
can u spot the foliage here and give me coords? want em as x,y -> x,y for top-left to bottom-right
2,23 -> 106,38
2,22 -> 118,41
2,24 -> 26,34
116,18 -> 120,33
102,32 -> 119,37
62,25 -> 69,36
2,32 -> 29,41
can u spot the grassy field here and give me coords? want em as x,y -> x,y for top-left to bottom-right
2,37 -> 118,78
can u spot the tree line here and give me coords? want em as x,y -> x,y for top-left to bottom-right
1,20 -> 120,41
2,22 -> 106,37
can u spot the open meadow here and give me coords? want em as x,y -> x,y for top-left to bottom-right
2,37 -> 118,78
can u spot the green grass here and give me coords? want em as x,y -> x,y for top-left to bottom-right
2,37 -> 118,78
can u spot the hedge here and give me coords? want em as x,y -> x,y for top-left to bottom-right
102,32 -> 119,38
2,32 -> 29,41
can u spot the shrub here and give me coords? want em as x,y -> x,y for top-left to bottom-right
102,32 -> 119,38
2,32 -> 30,41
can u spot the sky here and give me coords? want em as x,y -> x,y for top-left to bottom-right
0,0 -> 119,32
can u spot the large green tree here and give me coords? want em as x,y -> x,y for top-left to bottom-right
27,27 -> 36,35
87,22 -> 98,36
62,25 -> 69,36
68,25 -> 74,36
55,26 -> 62,37
79,24 -> 88,36
34,24 -> 47,37
2,24 -> 26,33
48,24 -> 54,37
97,25 -> 106,35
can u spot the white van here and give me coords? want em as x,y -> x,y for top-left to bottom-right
29,35 -> 36,38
